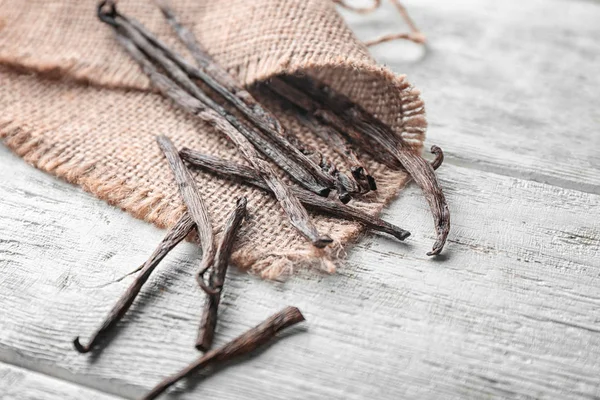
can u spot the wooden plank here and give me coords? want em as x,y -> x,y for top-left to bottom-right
0,362 -> 122,400
1,145 -> 599,399
342,0 -> 600,194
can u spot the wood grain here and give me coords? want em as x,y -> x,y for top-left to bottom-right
2,0 -> 600,397
1,145 -> 599,399
0,362 -> 122,400
343,0 -> 600,194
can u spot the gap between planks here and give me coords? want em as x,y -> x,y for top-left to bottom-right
0,358 -> 125,400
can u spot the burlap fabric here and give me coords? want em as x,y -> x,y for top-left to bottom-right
0,0 -> 426,278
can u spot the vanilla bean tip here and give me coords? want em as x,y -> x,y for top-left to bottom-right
236,196 -> 248,208
427,211 -> 450,256
73,337 -> 91,354
427,244 -> 443,257
279,306 -> 306,325
366,175 -> 377,191
97,0 -> 118,25
338,192 -> 352,204
314,235 -> 334,248
156,134 -> 170,147
317,187 -> 331,197
350,166 -> 363,175
430,145 -> 444,171
395,230 -> 411,241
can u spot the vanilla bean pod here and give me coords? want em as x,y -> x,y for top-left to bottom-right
124,3 -> 334,194
430,145 -> 444,170
283,75 -> 450,256
142,306 -> 305,400
333,170 -> 353,204
301,112 -> 376,193
268,76 -> 401,169
156,2 -> 333,185
277,125 -> 353,204
197,197 -> 247,351
264,80 -> 377,192
73,213 -> 195,353
98,12 -> 331,248
157,136 -> 216,292
110,13 -> 330,197
320,159 -> 356,204
258,84 -> 361,201
180,149 -> 411,241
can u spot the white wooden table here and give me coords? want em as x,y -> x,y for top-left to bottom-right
1,0 -> 599,398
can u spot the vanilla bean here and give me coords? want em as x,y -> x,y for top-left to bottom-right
264,80 -> 377,192
111,12 -> 331,197
267,76 -> 400,169
155,2 -> 333,186
265,86 -> 363,201
279,125 -> 353,203
157,136 -> 216,290
181,149 -> 411,241
73,213 -> 195,353
314,107 -> 402,169
319,159 -> 355,204
430,145 -> 444,170
333,171 -> 352,204
123,3 -> 334,194
98,12 -> 331,248
142,306 -> 305,400
283,75 -> 450,255
197,197 -> 247,351
301,112 -> 376,193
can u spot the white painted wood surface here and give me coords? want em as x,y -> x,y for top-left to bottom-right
0,362 -> 121,400
1,0 -> 599,399
344,0 -> 600,194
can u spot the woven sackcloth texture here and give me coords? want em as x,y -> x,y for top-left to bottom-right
0,0 -> 426,278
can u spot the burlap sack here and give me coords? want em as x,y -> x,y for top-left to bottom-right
0,0 -> 426,278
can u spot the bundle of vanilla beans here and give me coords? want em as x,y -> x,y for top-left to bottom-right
70,1 -> 450,398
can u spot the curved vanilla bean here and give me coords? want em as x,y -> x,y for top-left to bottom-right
180,149 -> 411,241
264,80 -> 377,192
430,145 -> 444,171
157,136 -> 216,289
142,306 -> 305,400
113,14 -> 331,197
197,197 -> 247,351
73,213 -> 194,353
126,3 -> 335,193
98,16 -> 331,248
283,75 -> 450,255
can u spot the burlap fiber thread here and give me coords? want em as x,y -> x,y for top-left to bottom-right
0,0 -> 426,278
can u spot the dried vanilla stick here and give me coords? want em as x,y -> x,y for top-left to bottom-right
125,2 -> 336,196
115,13 -> 331,197
180,148 -> 411,241
157,135 -> 215,289
97,5 -> 332,248
282,75 -> 450,256
73,213 -> 195,353
263,81 -> 376,193
142,306 -> 305,400
197,197 -> 247,351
